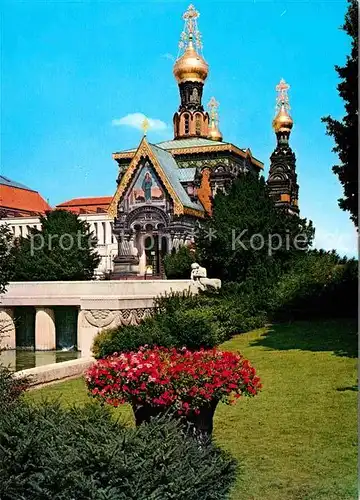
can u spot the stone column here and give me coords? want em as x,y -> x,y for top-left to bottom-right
112,232 -> 140,278
35,308 -> 56,350
0,307 -> 16,350
77,309 -> 97,357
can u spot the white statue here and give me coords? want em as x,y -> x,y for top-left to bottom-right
190,263 -> 221,291
190,262 -> 207,280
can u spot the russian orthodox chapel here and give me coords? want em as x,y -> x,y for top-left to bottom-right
108,4 -> 299,278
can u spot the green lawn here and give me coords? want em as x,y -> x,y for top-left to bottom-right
27,319 -> 358,500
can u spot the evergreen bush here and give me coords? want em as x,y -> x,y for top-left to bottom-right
0,401 -> 237,500
92,316 -> 175,359
93,294 -> 224,358
163,307 -> 225,349
164,245 -> 195,279
270,251 -> 358,320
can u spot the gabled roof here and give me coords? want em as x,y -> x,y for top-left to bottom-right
177,167 -> 196,182
149,144 -> 203,212
113,137 -> 263,169
108,137 -> 204,218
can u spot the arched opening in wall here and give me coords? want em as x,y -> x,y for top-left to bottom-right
14,306 -> 35,351
54,306 -> 78,351
184,114 -> 190,135
144,235 -> 155,275
173,114 -> 180,136
195,115 -> 201,136
143,232 -> 167,277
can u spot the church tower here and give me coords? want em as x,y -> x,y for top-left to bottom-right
267,79 -> 299,214
173,4 -> 210,139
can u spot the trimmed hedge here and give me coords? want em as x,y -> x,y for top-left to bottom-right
0,401 -> 237,500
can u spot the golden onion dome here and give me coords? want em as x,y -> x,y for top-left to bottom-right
208,122 -> 223,141
272,104 -> 293,133
173,39 -> 209,84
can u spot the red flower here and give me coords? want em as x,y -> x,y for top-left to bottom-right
85,346 -> 261,413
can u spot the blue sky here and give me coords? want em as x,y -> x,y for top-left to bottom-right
1,0 -> 357,256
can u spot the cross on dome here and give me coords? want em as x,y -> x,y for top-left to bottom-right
178,4 -> 203,54
275,78 -> 290,111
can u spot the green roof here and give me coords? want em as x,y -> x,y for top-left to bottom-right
122,137 -> 232,154
177,167 -> 196,182
156,138 -> 230,149
149,144 -> 203,213
118,137 -> 263,168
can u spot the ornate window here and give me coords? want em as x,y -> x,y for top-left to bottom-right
195,115 -> 201,135
190,88 -> 199,104
184,114 -> 190,134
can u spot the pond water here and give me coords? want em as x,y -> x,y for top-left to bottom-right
0,350 -> 81,372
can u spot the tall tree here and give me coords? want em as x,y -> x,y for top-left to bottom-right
196,174 -> 314,284
322,0 -> 358,227
12,210 -> 101,281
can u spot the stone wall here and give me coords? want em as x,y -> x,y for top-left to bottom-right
0,280 -> 199,356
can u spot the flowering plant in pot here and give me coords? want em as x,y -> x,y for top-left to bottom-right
86,346 -> 261,440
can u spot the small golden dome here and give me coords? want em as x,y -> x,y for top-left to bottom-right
208,122 -> 223,141
173,39 -> 209,84
272,104 -> 293,133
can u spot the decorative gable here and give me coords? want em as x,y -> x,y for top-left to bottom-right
108,137 -> 204,218
108,138 -> 182,218
123,161 -> 167,212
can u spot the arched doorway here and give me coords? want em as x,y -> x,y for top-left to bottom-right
143,233 -> 168,277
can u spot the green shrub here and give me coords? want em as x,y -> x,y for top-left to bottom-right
270,251 -> 358,320
92,328 -> 114,358
0,401 -> 237,500
0,365 -> 30,413
208,292 -> 268,339
93,290 -> 226,358
92,316 -> 176,358
163,307 -> 226,349
154,289 -> 199,315
164,245 -> 195,279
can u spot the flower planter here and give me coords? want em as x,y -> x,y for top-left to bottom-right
132,402 -> 164,426
86,346 -> 261,443
131,399 -> 219,441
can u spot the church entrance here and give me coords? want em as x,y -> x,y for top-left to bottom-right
144,234 -> 168,278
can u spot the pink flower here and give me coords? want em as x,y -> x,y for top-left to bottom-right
86,346 -> 261,410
